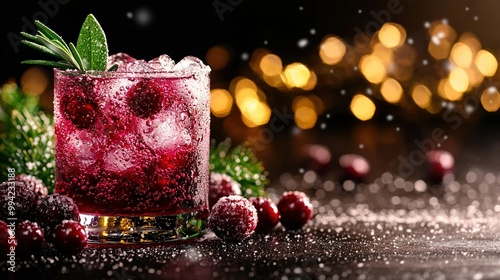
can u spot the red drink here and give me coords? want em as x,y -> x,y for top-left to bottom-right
54,54 -> 211,244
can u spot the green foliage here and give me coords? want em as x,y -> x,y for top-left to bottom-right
210,138 -> 269,198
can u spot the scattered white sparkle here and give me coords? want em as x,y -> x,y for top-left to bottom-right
359,144 -> 364,149
326,113 -> 331,119
358,9 -> 363,14
386,114 -> 394,121
299,168 -> 305,174
329,69 -> 334,73
135,7 -> 153,27
320,123 -> 327,129
299,6 -> 304,11
310,29 -> 316,35
465,7 -> 470,11
441,18 -> 449,24
474,16 -> 479,21
465,105 -> 475,114
422,59 -> 428,65
340,89 -> 346,95
424,21 -> 431,28
126,12 -> 133,19
241,53 -> 249,61
396,127 -> 400,131
263,40 -> 268,45
366,88 -> 373,95
298,38 -> 309,48
353,66 -> 358,71
407,38 -> 414,45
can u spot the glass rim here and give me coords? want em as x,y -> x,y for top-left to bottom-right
54,67 -> 211,78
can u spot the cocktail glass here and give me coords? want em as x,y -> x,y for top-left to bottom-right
53,53 -> 211,244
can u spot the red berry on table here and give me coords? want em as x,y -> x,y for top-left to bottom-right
208,172 -> 242,209
208,195 -> 258,242
277,191 -> 313,230
0,220 -> 16,257
303,144 -> 332,174
52,220 -> 87,255
249,197 -> 280,233
36,193 -> 80,240
426,150 -> 454,184
0,181 -> 38,221
338,153 -> 370,183
127,80 -> 164,118
15,220 -> 45,256
15,174 -> 48,202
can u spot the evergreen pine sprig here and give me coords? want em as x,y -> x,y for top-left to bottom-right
210,138 -> 269,198
0,109 -> 55,193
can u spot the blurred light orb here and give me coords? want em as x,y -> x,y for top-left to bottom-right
134,7 -> 153,26
283,63 -> 311,88
210,89 -> 233,117
481,87 -> 500,112
294,106 -> 317,129
350,94 -> 376,121
240,100 -> 271,127
475,50 -> 498,77
260,54 -> 283,77
298,38 -> 309,48
206,45 -> 230,71
450,42 -> 473,68
359,55 -> 387,84
378,23 -> 406,48
380,78 -> 403,103
319,36 -> 346,65
411,84 -> 432,109
20,66 -> 48,96
448,67 -> 469,92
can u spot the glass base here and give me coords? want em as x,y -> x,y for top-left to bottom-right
80,211 -> 207,245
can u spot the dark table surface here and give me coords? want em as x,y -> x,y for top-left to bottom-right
3,118 -> 500,280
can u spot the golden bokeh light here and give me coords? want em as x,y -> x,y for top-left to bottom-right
448,67 -> 469,93
319,36 -> 346,65
442,79 -> 464,101
428,21 -> 457,43
475,50 -> 498,77
372,43 -> 393,67
450,42 -> 473,68
20,67 -> 48,96
481,87 -> 500,112
283,63 -> 311,88
458,32 -> 481,54
231,77 -> 257,94
235,87 -> 259,108
210,89 -> 233,117
293,96 -> 315,112
350,94 -> 376,121
411,84 -> 432,109
240,99 -> 271,127
378,23 -> 406,49
428,40 -> 451,60
380,78 -> 403,103
294,106 -> 317,129
260,54 -> 283,76
205,45 -> 230,71
249,48 -> 272,74
359,55 -> 387,84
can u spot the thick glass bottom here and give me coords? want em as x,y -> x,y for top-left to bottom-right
79,211 -> 207,245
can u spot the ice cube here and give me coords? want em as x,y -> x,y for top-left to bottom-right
102,133 -> 149,173
148,54 -> 175,71
138,110 -> 191,150
124,59 -> 155,73
172,56 -> 211,75
107,53 -> 137,71
63,131 -> 97,171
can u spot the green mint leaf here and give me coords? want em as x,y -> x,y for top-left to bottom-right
76,14 -> 108,71
107,64 -> 118,71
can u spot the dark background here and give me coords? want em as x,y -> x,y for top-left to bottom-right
3,0 -> 500,181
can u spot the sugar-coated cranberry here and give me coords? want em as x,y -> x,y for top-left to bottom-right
338,153 -> 370,183
15,174 -> 48,202
426,150 -> 455,184
52,220 -> 87,255
208,172 -> 242,209
208,195 -> 258,242
127,80 -> 164,118
277,191 -> 313,230
61,91 -> 98,130
36,193 -> 80,240
303,144 -> 332,174
0,220 -> 16,258
0,181 -> 38,221
15,220 -> 45,256
249,197 -> 279,233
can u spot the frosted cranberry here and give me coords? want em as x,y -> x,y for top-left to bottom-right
277,191 -> 313,230
0,220 -> 16,257
15,220 -> 45,256
127,80 -> 164,118
0,181 -> 38,221
36,193 -> 80,240
338,153 -> 370,183
15,174 -> 48,202
303,144 -> 331,174
52,220 -> 87,255
249,197 -> 279,232
426,150 -> 454,184
61,93 -> 98,129
208,195 -> 258,242
208,172 -> 242,209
